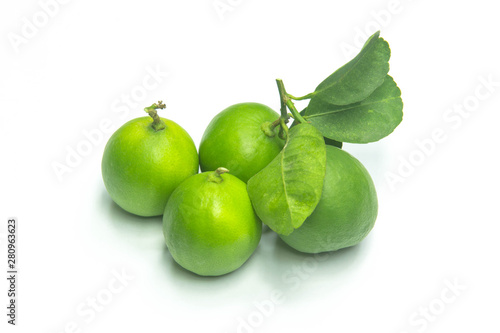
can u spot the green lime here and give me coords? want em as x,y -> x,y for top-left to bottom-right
102,102 -> 198,217
199,103 -> 285,183
279,145 -> 378,253
163,168 -> 262,276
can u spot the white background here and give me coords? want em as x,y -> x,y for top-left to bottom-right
1,0 -> 499,332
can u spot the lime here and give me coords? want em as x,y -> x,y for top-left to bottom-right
279,145 -> 378,253
163,168 -> 262,276
102,102 -> 198,217
199,103 -> 285,183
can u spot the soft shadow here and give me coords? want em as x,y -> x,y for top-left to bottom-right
100,190 -> 163,247
261,223 -> 273,234
259,232 -> 368,289
100,189 -> 163,231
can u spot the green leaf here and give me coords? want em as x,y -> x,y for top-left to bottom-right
290,109 -> 307,128
247,123 -> 326,236
309,31 -> 390,107
292,110 -> 343,148
305,75 -> 403,143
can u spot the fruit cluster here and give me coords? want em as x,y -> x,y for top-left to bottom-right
102,31 -> 403,276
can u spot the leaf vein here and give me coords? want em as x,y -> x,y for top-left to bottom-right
307,96 -> 401,118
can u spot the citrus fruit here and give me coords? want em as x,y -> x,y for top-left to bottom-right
279,145 -> 378,253
102,102 -> 198,217
163,168 -> 262,276
199,103 -> 285,183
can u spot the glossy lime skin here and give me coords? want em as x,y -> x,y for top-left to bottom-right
280,146 -> 378,253
102,117 -> 198,217
199,103 -> 285,183
163,172 -> 262,276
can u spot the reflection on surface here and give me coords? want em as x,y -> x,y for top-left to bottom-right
99,186 -> 371,305
159,225 -> 369,297
98,189 -> 163,248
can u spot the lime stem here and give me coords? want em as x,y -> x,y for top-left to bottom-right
286,99 -> 308,124
276,79 -> 308,125
144,101 -> 167,131
261,118 -> 281,138
279,117 -> 289,140
276,79 -> 290,121
288,92 -> 315,101
271,117 -> 281,128
207,167 -> 230,183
